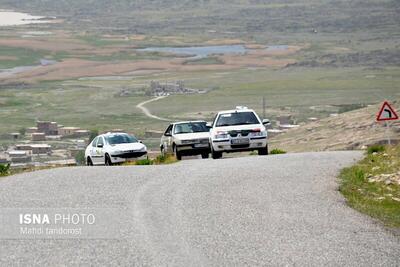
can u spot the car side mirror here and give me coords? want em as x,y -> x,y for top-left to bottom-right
138,140 -> 143,143
206,122 -> 212,129
262,119 -> 271,125
164,132 -> 171,137
97,144 -> 104,148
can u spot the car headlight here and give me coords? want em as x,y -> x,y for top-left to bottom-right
114,150 -> 123,154
181,140 -> 194,144
252,131 -> 265,137
214,131 -> 228,139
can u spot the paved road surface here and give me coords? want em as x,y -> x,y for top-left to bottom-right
136,96 -> 170,121
0,151 -> 399,266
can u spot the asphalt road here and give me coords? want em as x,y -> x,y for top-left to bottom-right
0,151 -> 399,266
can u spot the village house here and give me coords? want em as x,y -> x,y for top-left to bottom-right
58,127 -> 80,136
7,151 -> 32,163
37,121 -> 58,135
31,132 -> 46,141
26,127 -> 38,134
30,144 -> 52,155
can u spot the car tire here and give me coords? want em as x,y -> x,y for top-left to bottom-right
175,150 -> 182,160
258,145 -> 269,156
211,149 -> 222,159
201,153 -> 209,159
87,157 -> 93,166
105,154 -> 113,166
173,145 -> 182,160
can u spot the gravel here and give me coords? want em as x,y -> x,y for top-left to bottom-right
0,151 -> 399,266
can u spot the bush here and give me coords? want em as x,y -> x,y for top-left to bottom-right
135,158 -> 153,165
75,151 -> 86,166
367,145 -> 385,155
0,163 -> 10,176
270,148 -> 287,154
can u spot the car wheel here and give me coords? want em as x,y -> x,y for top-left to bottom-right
211,149 -> 222,159
105,154 -> 113,166
201,153 -> 209,159
173,145 -> 182,160
175,150 -> 182,160
87,157 -> 93,166
258,144 -> 269,156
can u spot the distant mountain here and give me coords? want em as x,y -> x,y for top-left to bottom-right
0,0 -> 399,36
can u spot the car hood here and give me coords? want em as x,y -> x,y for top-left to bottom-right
174,132 -> 210,140
108,143 -> 146,152
212,124 -> 265,133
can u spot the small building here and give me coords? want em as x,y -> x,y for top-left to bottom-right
31,132 -> 46,141
26,127 -> 38,134
8,151 -> 32,163
15,144 -> 33,151
74,130 -> 90,137
58,127 -> 80,136
37,121 -> 58,135
30,144 -> 52,155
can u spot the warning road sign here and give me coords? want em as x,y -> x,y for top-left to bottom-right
376,101 -> 399,121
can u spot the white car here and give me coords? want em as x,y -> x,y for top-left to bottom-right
210,107 -> 270,159
85,132 -> 147,165
160,121 -> 211,160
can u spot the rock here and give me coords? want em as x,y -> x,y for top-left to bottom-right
392,197 -> 400,202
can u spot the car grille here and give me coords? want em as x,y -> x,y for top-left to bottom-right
229,130 -> 252,137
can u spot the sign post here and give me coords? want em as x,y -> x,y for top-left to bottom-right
376,101 -> 399,145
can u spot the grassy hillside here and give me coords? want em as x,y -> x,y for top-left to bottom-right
270,100 -> 400,152
0,0 -> 399,38
340,144 -> 400,228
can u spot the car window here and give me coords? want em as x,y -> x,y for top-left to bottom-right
105,134 -> 138,145
216,112 -> 260,127
174,122 -> 208,134
97,137 -> 104,147
165,125 -> 173,135
92,137 -> 98,147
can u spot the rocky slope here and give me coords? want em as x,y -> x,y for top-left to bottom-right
270,100 -> 400,152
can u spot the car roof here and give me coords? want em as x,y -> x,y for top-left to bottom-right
217,108 -> 256,115
99,132 -> 131,137
172,120 -> 206,125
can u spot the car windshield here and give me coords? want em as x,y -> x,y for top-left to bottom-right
216,112 -> 260,127
174,122 -> 209,134
105,134 -> 138,145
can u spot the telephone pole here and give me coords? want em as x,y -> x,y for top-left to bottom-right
262,96 -> 266,119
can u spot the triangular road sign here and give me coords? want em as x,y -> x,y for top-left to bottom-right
377,101 -> 399,121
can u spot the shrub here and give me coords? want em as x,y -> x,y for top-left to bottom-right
270,148 -> 287,154
0,163 -> 10,176
75,151 -> 86,166
367,145 -> 385,155
154,154 -> 177,164
135,158 -> 153,165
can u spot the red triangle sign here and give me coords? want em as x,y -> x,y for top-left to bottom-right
376,101 -> 399,121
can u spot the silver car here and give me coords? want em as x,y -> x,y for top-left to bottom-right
160,121 -> 211,160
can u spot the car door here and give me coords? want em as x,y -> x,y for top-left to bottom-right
94,136 -> 105,164
90,137 -> 99,164
161,124 -> 173,153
